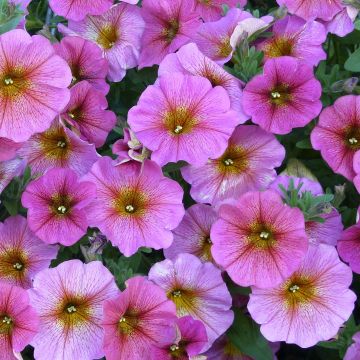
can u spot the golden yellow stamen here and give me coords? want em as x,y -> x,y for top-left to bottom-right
2,316 -> 12,325
170,344 -> 179,352
289,284 -> 300,293
125,205 -> 135,213
4,78 -> 13,85
223,158 -> 234,166
172,290 -> 182,298
67,305 -> 77,314
259,231 -> 270,239
57,205 -> 67,214
174,125 -> 183,134
271,92 -> 281,99
13,262 -> 23,270
349,137 -> 358,145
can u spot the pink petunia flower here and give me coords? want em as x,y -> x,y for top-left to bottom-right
337,222 -> 360,274
276,0 -> 343,21
182,125 -> 285,205
54,36 -> 109,95
112,128 -> 149,164
0,138 -> 22,162
354,151 -> 360,193
248,244 -> 356,347
128,73 -> 238,166
194,0 -> 247,21
0,216 -> 58,289
61,82 -> 116,147
138,0 -> 201,68
102,276 -> 177,360
243,56 -> 322,135
58,3 -> 145,82
152,315 -> 208,359
83,157 -> 185,256
148,253 -> 234,350
311,95 -> 360,181
321,5 -> 359,37
270,175 -> 343,246
344,332 -> 360,360
0,29 -> 71,142
164,204 -> 217,263
0,158 -> 25,194
257,16 -> 327,67
18,119 -> 99,177
22,168 -> 96,246
29,259 -> 118,360
211,190 -> 308,288
49,0 -> 112,21
158,43 -> 248,123
0,282 -> 39,360
192,8 -> 252,65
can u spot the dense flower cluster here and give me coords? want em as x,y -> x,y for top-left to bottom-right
0,0 -> 360,359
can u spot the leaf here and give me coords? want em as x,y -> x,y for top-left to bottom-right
296,138 -> 313,149
227,309 -> 273,360
345,47 -> 360,72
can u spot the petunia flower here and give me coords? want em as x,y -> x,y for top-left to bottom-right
164,204 -> 217,263
0,216 -> 58,289
192,8 -> 252,65
344,332 -> 360,360
0,282 -> 39,360
248,244 -> 356,347
321,5 -> 359,37
211,190 -> 308,288
270,175 -> 343,246
148,253 -> 234,349
58,3 -> 145,82
54,36 -> 109,95
311,95 -> 360,180
0,158 -> 25,194
102,276 -> 177,360
61,82 -> 116,147
138,0 -> 201,68
22,168 -> 96,246
0,138 -> 22,162
18,119 -> 99,177
158,43 -> 248,123
112,128 -> 149,164
337,221 -> 360,274
182,125 -> 285,205
49,0 -> 112,21
0,29 -> 71,142
29,259 -> 118,360
194,0 -> 247,21
128,73 -> 238,166
152,316 -> 208,359
257,16 -> 327,67
276,0 -> 344,21
243,56 -> 322,135
83,157 -> 185,256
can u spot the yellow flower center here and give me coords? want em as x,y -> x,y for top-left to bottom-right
96,24 -> 118,50
163,19 -> 179,42
217,145 -> 249,175
163,106 -> 197,136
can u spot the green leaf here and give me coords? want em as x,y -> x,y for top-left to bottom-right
296,138 -> 313,149
227,309 -> 273,360
345,47 -> 360,72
